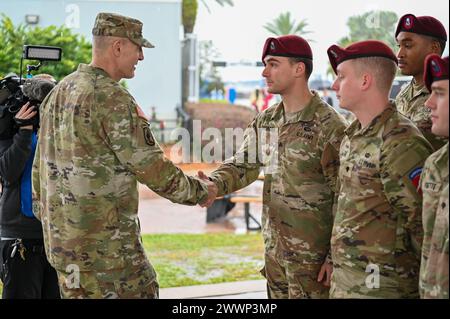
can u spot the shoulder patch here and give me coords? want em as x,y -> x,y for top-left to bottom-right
409,167 -> 423,193
143,125 -> 155,146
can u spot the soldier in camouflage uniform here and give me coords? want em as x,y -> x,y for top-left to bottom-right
199,35 -> 348,299
31,12 -> 216,299
327,40 -> 433,298
419,54 -> 449,299
395,14 -> 448,150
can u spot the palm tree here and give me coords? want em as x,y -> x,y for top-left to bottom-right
263,12 -> 313,40
183,0 -> 234,35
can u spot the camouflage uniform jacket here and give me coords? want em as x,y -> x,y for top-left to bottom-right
420,142 -> 449,299
210,92 -> 347,264
32,64 -> 208,272
396,80 -> 447,150
331,104 -> 433,298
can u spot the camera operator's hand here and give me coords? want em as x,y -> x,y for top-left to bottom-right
14,102 -> 37,131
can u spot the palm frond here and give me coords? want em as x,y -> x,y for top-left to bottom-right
264,11 -> 313,38
200,0 -> 234,13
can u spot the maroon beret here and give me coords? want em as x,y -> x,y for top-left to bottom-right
424,54 -> 449,91
261,35 -> 313,63
395,14 -> 447,41
327,40 -> 398,74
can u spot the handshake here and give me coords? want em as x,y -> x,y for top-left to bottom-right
197,171 -> 218,208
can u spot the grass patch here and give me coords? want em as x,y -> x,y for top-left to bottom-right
143,233 -> 265,288
0,233 -> 264,295
199,98 -> 229,104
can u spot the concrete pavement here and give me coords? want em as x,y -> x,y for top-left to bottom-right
160,280 -> 267,299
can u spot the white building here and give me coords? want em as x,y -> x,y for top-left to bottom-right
0,0 -> 182,120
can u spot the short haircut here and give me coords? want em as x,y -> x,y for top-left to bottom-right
417,34 -> 447,56
34,73 -> 56,83
351,57 -> 397,94
289,57 -> 313,80
429,36 -> 447,56
92,35 -> 126,51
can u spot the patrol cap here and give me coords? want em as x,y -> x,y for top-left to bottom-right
92,12 -> 154,48
424,54 -> 449,91
262,35 -> 313,63
327,40 -> 398,74
395,14 -> 447,42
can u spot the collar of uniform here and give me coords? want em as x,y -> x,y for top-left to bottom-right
437,141 -> 449,162
270,91 -> 320,124
345,102 -> 396,138
437,142 -> 449,174
77,63 -> 112,79
401,79 -> 429,99
411,79 -> 429,97
269,101 -> 285,124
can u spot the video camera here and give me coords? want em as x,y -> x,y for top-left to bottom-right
0,45 -> 62,139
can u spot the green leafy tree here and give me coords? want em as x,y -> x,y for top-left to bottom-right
182,0 -> 233,34
327,10 -> 399,76
0,15 -> 91,80
263,12 -> 312,40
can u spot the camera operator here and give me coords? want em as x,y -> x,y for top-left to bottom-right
0,76 -> 60,299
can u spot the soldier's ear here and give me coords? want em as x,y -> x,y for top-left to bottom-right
361,73 -> 372,91
430,39 -> 442,55
111,39 -> 123,57
295,61 -> 306,78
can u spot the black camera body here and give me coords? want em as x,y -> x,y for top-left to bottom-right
0,74 -> 54,139
0,74 -> 27,114
0,45 -> 62,140
0,75 -> 29,139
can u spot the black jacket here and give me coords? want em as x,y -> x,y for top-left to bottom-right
0,129 -> 43,238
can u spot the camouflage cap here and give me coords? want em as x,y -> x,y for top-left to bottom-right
92,12 -> 154,48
